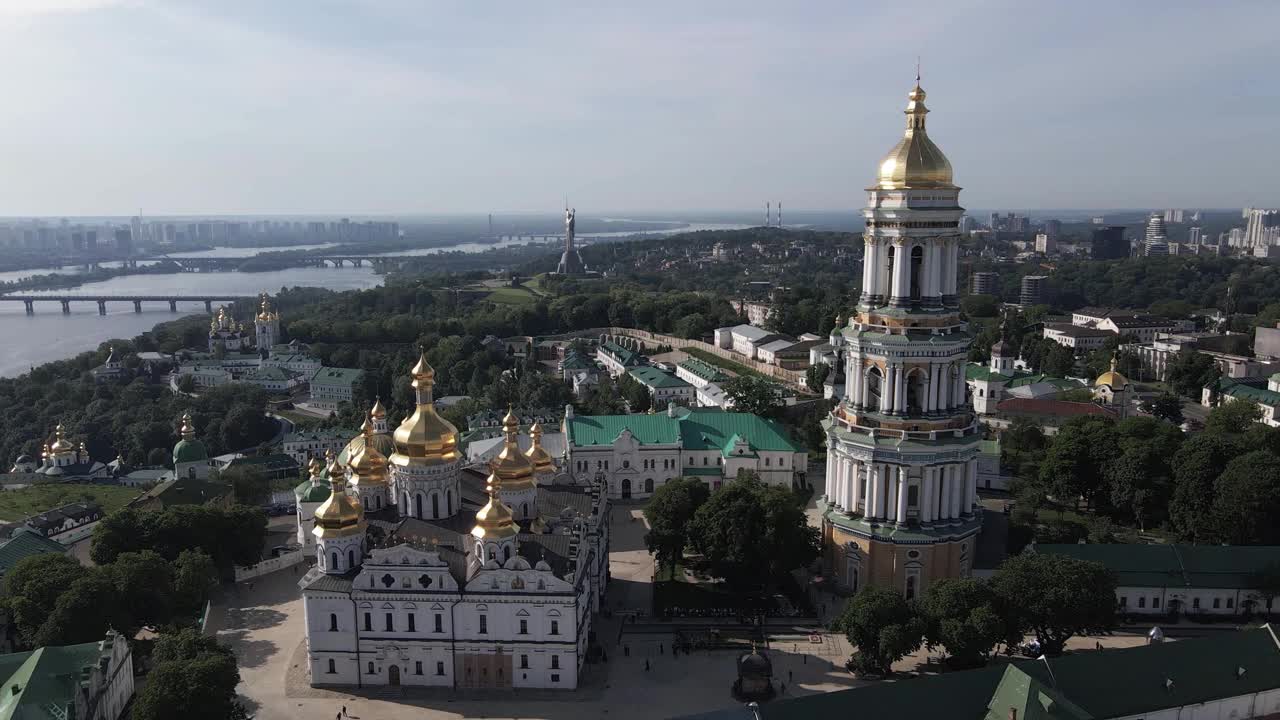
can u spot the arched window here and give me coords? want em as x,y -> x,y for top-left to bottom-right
907,371 -> 926,414
886,245 -> 896,292
331,552 -> 339,571
368,661 -> 375,675
866,366 -> 883,409
327,659 -> 336,674
521,503 -> 528,518
645,478 -> 654,494
910,245 -> 924,301
503,545 -> 512,563
447,490 -> 453,515
348,549 -> 355,568
329,613 -> 338,632
432,494 -> 439,518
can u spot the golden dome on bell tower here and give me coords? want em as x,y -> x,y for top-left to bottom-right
314,449 -> 365,539
524,422 -> 555,476
390,349 -> 460,465
471,475 -> 518,541
491,407 -> 536,491
874,75 -> 955,190
348,418 -> 389,487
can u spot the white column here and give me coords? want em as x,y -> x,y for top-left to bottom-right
952,364 -> 964,406
884,365 -> 896,413
921,467 -> 935,523
861,239 -> 874,300
925,365 -> 937,413
948,464 -> 961,519
843,459 -> 857,511
866,465 -> 880,519
939,466 -> 952,520
938,364 -> 950,412
851,461 -> 864,514
966,457 -> 979,516
875,465 -> 889,520
895,467 -> 909,524
892,242 -> 910,301
868,242 -> 882,299
929,242 -> 942,299
947,240 -> 959,296
825,458 -> 835,501
933,240 -> 945,302
895,365 -> 907,414
851,362 -> 864,407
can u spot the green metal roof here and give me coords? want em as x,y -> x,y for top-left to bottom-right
566,407 -> 800,453
1033,543 -> 1280,589
560,351 -> 595,370
294,478 -> 331,503
599,341 -> 642,367
172,437 -> 208,464
0,641 -> 104,720
310,366 -> 364,388
628,366 -> 691,390
677,358 -> 727,383
0,531 -> 65,577
984,665 -> 1093,720
1218,379 -> 1280,407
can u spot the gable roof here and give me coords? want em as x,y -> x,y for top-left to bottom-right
566,407 -> 800,453
629,366 -> 692,390
0,641 -> 104,720
677,358 -> 728,383
310,366 -> 364,387
995,398 -> 1115,419
599,341 -> 643,367
0,530 -> 65,576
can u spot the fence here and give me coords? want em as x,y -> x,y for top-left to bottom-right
234,548 -> 308,582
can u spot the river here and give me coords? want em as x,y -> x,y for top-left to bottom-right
0,220 -> 750,377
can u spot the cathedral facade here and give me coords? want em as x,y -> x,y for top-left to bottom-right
821,79 -> 982,599
299,351 -> 609,690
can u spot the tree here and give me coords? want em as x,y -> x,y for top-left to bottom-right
1211,451 -> 1280,545
4,553 -> 88,647
91,504 -> 267,574
176,374 -> 198,393
223,466 -> 269,506
173,549 -> 220,616
1165,349 -> 1219,399
1143,392 -> 1184,425
1042,343 -> 1076,378
989,553 -> 1117,656
758,484 -> 820,578
686,476 -> 815,589
918,578 -> 1008,668
643,478 -> 710,569
1038,416 -> 1117,511
961,294 -> 999,318
1205,399 -> 1263,435
1170,433 -> 1240,542
36,570 -> 120,647
805,363 -> 830,393
1001,417 -> 1046,479
722,375 -> 781,418
835,586 -> 923,675
106,550 -> 176,635
132,629 -> 247,720
616,372 -> 652,413
1104,444 -> 1171,531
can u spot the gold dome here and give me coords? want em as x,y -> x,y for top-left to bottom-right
471,475 -> 518,541
370,396 -> 387,419
255,294 -> 275,323
179,412 -> 196,439
307,456 -> 325,478
49,424 -> 75,453
524,422 -> 555,475
491,407 -> 536,490
391,349 -> 460,466
874,79 -> 955,190
1094,357 -> 1129,389
314,450 -> 365,539
348,419 -> 389,487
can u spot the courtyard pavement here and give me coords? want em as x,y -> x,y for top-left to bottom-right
217,503 -> 1154,720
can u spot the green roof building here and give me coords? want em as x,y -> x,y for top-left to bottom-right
0,530 -> 66,579
0,630 -> 134,720
564,405 -> 806,499
309,366 -> 364,411
172,412 -> 211,480
627,366 -> 695,405
676,625 -> 1280,720
1204,376 -> 1280,427
596,340 -> 644,377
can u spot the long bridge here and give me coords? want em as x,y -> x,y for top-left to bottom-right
0,294 -> 251,315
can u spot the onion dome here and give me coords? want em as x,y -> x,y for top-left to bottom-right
874,78 -> 954,190
991,339 -> 1013,356
255,293 -> 275,322
172,412 -> 209,465
40,443 -> 50,461
390,349 -> 460,465
48,424 -> 75,454
737,644 -> 773,675
369,396 -> 387,419
1095,356 -> 1130,389
313,450 -> 364,539
471,475 -> 518,541
492,407 -> 536,490
348,418 -> 389,488
295,456 -> 332,503
524,422 -> 555,475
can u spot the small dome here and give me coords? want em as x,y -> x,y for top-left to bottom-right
1094,357 -> 1129,389
524,422 -> 555,476
48,424 -> 75,453
471,475 -> 518,540
348,420 -> 390,488
737,648 -> 772,675
491,408 -> 536,490
313,450 -> 364,539
391,350 -> 460,465
874,81 -> 954,190
173,413 -> 208,464
991,339 -> 1013,355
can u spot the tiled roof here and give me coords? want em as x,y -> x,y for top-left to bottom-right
310,366 -> 364,387
628,366 -> 691,390
599,341 -> 643,367
1214,377 -> 1280,407
0,530 -> 65,576
566,407 -> 800,453
132,477 -> 228,508
995,398 -> 1115,419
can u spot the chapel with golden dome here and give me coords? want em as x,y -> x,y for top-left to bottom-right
822,76 -> 983,600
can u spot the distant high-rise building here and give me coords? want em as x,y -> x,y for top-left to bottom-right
989,212 -> 1000,230
1020,275 -> 1048,307
1091,216 -> 1106,225
1091,226 -> 1128,260
958,215 -> 976,233
1034,233 -> 1055,254
971,271 -> 998,296
113,228 -> 132,254
1229,228 -> 1246,247
1043,219 -> 1062,237
1143,214 -> 1169,256
1191,211 -> 1201,223
1163,209 -> 1185,224
1189,227 -> 1204,245
1244,208 -> 1280,247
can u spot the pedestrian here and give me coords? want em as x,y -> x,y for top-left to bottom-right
342,706 -> 347,717
788,669 -> 793,682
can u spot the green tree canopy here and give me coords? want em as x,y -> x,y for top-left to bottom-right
721,375 -> 782,418
1212,451 -> 1280,545
835,585 -> 923,675
918,578 -> 1009,669
990,553 -> 1117,656
1205,399 -> 1263,435
643,477 -> 710,569
132,629 -> 247,720
687,475 -> 817,589
1170,433 -> 1241,542
1037,415 -> 1118,511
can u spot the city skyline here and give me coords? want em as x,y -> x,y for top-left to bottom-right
1,1 -> 1277,215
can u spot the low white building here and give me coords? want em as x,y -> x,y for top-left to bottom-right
1042,323 -> 1114,352
713,324 -> 786,361
595,340 -> 644,378
563,404 -> 807,499
176,363 -> 233,388
283,428 -> 356,464
1034,543 -> 1280,616
627,366 -> 695,405
1203,374 -> 1280,427
675,358 -> 727,391
310,367 -> 364,411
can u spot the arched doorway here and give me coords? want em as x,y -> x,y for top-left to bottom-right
447,490 -> 453,515
909,245 -> 924,301
907,370 -> 926,414
621,478 -> 632,499
388,664 -> 401,686
645,478 -> 654,494
432,494 -> 440,518
866,366 -> 883,411
415,494 -> 423,519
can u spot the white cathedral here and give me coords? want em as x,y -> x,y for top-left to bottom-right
298,351 -> 610,690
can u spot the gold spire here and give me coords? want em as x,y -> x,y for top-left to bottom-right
471,474 -> 518,541
348,416 -> 389,487
314,449 -> 365,539
255,293 -> 275,322
307,456 -> 326,481
369,396 -> 387,419
524,422 -> 555,475
391,348 -> 459,465
874,75 -> 954,190
40,442 -> 50,460
179,412 -> 196,439
491,406 -> 536,490
49,424 -> 74,453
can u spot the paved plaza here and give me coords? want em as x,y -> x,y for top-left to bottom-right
217,503 -> 1151,720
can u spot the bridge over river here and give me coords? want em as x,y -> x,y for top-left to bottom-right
0,294 -> 250,315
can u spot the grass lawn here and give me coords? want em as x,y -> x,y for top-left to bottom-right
682,347 -> 769,381
521,275 -> 548,295
0,483 -> 142,522
485,286 -> 540,305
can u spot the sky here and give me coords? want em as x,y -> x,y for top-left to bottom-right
0,0 -> 1276,216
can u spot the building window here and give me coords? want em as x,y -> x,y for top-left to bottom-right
385,613 -> 394,631
436,661 -> 445,676
551,673 -> 560,683
550,620 -> 559,635
1119,596 -> 1127,608
1138,597 -> 1145,609
765,457 -> 771,467
1193,598 -> 1201,609
434,614 -> 443,633
519,619 -> 528,634
367,661 -> 375,675
363,613 -> 372,631
1153,597 -> 1160,608
551,655 -> 560,669
479,615 -> 487,634
329,614 -> 338,632
415,661 -> 423,675
327,659 -> 336,674
688,457 -> 693,465
408,613 -> 416,632
623,460 -> 629,468
703,457 -> 708,466
520,654 -> 529,669
1227,597 -> 1234,609
1213,597 -> 1221,609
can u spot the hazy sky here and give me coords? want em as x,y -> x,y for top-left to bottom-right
1,0 -> 1276,215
